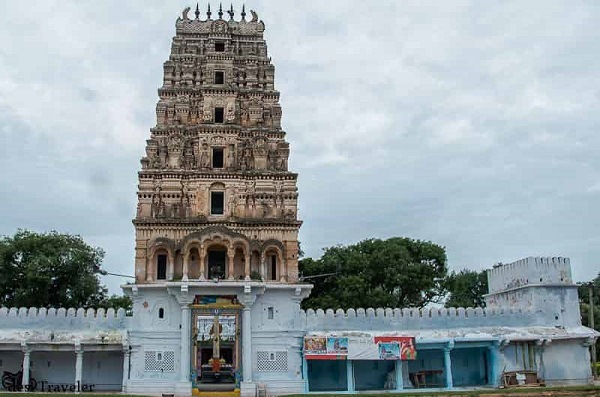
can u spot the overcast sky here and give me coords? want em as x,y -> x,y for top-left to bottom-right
1,1 -> 599,295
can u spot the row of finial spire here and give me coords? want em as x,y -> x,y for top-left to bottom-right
191,3 -> 249,21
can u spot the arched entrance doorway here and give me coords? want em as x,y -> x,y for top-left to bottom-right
192,296 -> 242,392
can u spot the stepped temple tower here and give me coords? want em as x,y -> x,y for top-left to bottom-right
134,5 -> 301,285
123,6 -> 311,397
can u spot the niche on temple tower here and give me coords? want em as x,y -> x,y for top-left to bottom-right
133,4 -> 302,287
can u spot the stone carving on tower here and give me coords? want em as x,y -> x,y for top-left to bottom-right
134,5 -> 301,284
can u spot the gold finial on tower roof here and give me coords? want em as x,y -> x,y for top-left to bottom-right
241,4 -> 246,21
206,3 -> 212,19
218,3 -> 223,19
195,3 -> 200,19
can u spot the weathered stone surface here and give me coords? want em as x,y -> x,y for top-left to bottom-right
134,8 -> 301,284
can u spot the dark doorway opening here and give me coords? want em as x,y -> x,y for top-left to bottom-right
211,192 -> 224,215
157,254 -> 167,280
214,107 -> 224,123
208,250 -> 226,279
270,255 -> 277,281
212,148 -> 224,168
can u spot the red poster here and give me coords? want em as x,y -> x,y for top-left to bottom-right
374,336 -> 416,360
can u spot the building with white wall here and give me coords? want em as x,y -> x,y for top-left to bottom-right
0,255 -> 597,395
0,6 -> 598,397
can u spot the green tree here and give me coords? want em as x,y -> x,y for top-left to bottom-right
444,269 -> 488,308
0,230 -> 107,308
102,294 -> 133,312
578,273 -> 600,308
578,273 -> 600,362
299,237 -> 447,310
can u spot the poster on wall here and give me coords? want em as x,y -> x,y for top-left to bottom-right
374,336 -> 417,360
327,337 -> 349,354
304,334 -> 416,360
304,336 -> 347,360
304,337 -> 326,354
378,342 -> 400,360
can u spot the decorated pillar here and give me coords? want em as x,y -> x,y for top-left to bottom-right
21,343 -> 30,391
168,285 -> 193,395
167,252 -> 175,281
244,250 -> 251,280
75,343 -> 83,390
260,252 -> 266,281
199,244 -> 206,280
242,307 -> 252,381
240,288 -> 257,397
182,252 -> 189,281
395,360 -> 404,390
346,360 -> 355,392
279,253 -> 286,282
444,341 -> 454,389
145,255 -> 153,282
487,342 -> 502,387
180,304 -> 191,381
228,248 -> 235,280
302,356 -> 309,393
122,345 -> 130,392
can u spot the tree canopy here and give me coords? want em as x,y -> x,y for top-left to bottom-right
102,294 -> 133,312
0,230 -> 114,308
444,269 -> 488,308
578,272 -> 600,308
299,237 -> 447,310
578,272 -> 600,361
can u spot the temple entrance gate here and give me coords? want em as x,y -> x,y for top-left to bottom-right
192,296 -> 242,392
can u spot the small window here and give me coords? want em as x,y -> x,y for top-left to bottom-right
214,107 -> 224,123
211,192 -> 224,215
271,255 -> 277,281
156,352 -> 163,361
267,306 -> 274,320
212,148 -> 224,168
158,308 -> 164,319
157,254 -> 167,280
215,71 -> 224,84
215,42 -> 225,52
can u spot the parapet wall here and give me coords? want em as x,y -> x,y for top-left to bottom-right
487,257 -> 572,294
300,306 -> 542,332
0,307 -> 128,330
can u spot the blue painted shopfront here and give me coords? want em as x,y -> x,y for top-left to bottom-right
303,340 -> 502,393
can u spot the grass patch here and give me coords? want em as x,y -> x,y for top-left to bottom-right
286,384 -> 600,397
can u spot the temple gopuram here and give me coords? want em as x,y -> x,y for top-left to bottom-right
0,5 -> 596,397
